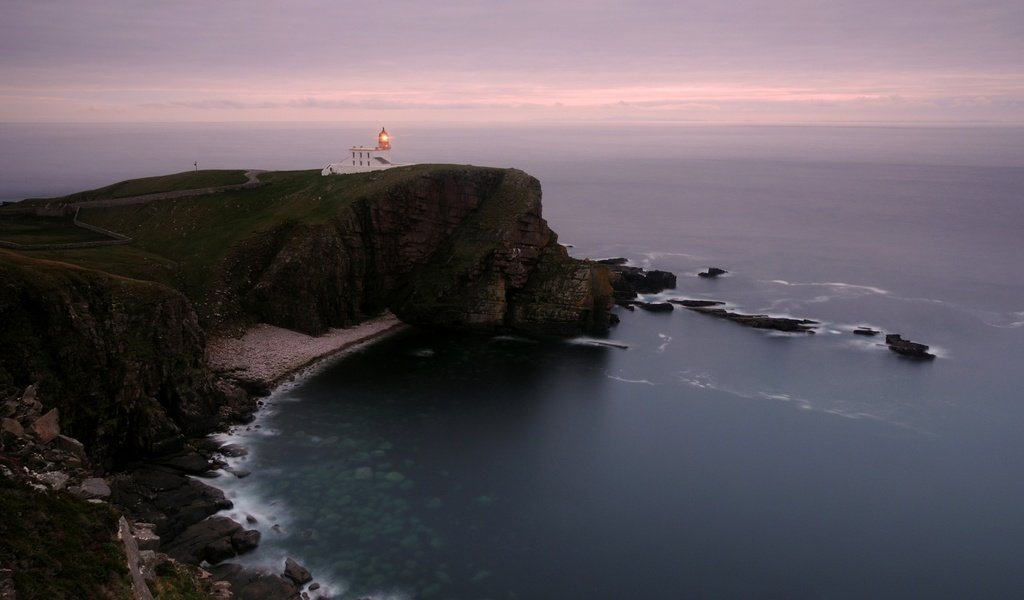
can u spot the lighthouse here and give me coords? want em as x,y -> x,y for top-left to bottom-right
322,127 -> 402,175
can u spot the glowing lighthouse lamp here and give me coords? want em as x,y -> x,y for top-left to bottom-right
322,127 -> 400,175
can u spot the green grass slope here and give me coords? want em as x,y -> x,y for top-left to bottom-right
14,170 -> 250,207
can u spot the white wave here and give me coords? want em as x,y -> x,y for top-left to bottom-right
676,370 -> 922,431
984,311 -> 1024,329
767,280 -> 890,296
657,333 -> 672,352
491,334 -> 538,343
642,251 -> 699,264
567,337 -> 630,349
606,374 -> 657,385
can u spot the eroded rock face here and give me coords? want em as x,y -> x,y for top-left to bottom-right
0,258 -> 221,467
227,168 -> 613,336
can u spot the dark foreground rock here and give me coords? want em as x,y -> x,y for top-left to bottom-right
885,334 -> 936,359
162,516 -> 260,565
209,563 -> 300,600
688,306 -> 818,333
109,466 -> 232,541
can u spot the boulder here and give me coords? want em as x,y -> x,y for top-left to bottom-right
31,408 -> 60,444
1,417 -> 24,438
853,327 -> 880,336
157,450 -> 213,474
37,471 -> 69,490
134,522 -> 161,552
74,477 -> 112,499
283,558 -> 312,586
51,434 -> 87,460
232,528 -> 261,553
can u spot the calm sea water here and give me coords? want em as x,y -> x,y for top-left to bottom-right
3,123 -> 1023,599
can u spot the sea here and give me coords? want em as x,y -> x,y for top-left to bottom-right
2,122 -> 1023,599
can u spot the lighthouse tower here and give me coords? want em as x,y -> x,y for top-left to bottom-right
322,127 -> 401,175
376,127 -> 391,151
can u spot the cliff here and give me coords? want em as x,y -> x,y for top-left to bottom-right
228,167 -> 613,335
0,251 -> 219,467
0,165 -> 612,466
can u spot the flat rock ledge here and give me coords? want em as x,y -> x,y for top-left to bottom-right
688,306 -> 819,333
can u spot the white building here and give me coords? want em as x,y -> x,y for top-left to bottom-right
322,127 -> 400,175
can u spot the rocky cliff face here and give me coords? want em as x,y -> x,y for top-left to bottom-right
226,167 -> 613,335
0,252 -> 219,467
0,166 -> 612,466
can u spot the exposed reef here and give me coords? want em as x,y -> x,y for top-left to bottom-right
698,267 -> 728,278
687,305 -> 819,333
884,334 -> 936,359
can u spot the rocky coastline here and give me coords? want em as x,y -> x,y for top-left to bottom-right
2,315 -> 409,600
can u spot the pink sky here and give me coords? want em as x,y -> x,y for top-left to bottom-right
2,1 -> 1022,124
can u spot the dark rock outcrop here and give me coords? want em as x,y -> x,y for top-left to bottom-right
109,467 -> 232,541
162,516 -> 260,565
597,259 -> 676,306
698,267 -> 728,278
688,306 -> 818,333
884,334 -> 936,359
209,563 -> 300,600
853,327 -> 880,336
283,557 -> 312,586
668,299 -> 725,308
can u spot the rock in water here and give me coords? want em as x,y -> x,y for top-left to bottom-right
698,267 -> 728,278
283,557 -> 313,585
687,306 -> 818,333
884,334 -> 936,359
637,302 -> 674,312
853,327 -> 880,336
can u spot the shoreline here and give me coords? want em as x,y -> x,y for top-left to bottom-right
207,313 -> 407,393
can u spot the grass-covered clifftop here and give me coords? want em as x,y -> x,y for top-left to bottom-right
6,165 -> 611,335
